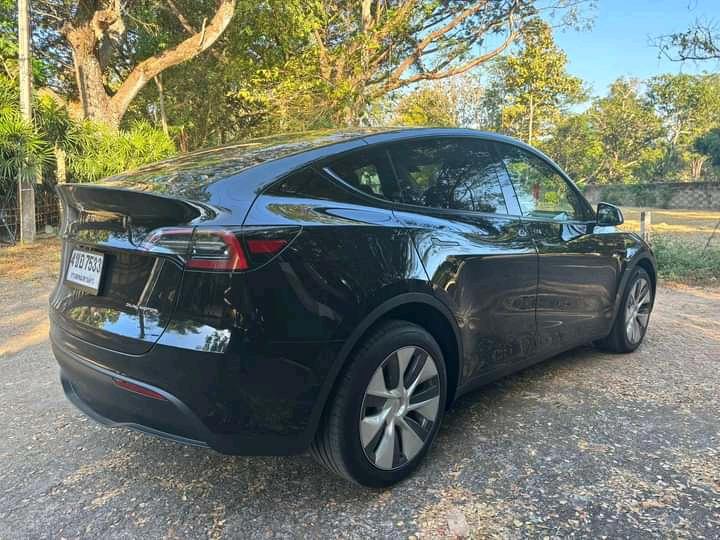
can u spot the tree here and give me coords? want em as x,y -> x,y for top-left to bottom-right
586,79 -> 665,184
541,113 -> 603,185
646,73 -> 720,179
125,1 -> 592,146
284,1 -> 592,126
24,0 -> 237,129
657,20 -> 720,62
391,86 -> 458,127
389,74 -> 486,128
124,1 -> 317,149
482,19 -> 585,144
694,128 -> 720,169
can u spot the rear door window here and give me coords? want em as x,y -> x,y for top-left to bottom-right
388,138 -> 508,214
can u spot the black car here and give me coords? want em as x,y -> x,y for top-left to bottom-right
50,128 -> 656,487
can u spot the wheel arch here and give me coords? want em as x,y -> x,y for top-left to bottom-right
611,252 -> 658,324
308,293 -> 463,442
636,256 -> 657,295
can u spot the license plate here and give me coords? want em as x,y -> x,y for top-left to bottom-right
66,249 -> 105,294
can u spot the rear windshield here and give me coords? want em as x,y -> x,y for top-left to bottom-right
98,130 -> 376,200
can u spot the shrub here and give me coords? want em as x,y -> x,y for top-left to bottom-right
0,73 -> 175,198
652,234 -> 720,284
68,120 -> 176,183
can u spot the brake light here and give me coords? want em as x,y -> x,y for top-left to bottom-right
247,239 -> 288,255
141,226 -> 299,271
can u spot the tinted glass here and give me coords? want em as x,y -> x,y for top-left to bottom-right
326,148 -> 399,201
389,138 -> 507,213
498,143 -> 587,221
266,167 -> 357,202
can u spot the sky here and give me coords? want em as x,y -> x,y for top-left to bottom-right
553,0 -> 719,97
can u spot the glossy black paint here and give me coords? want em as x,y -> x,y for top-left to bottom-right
49,128 -> 656,455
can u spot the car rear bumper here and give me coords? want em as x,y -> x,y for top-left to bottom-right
50,317 -> 343,456
56,342 -> 212,449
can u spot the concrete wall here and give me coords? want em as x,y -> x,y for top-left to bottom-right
583,182 -> 720,210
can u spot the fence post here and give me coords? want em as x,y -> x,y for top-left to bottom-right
640,211 -> 652,242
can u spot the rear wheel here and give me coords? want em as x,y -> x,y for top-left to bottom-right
311,320 -> 447,487
597,268 -> 654,353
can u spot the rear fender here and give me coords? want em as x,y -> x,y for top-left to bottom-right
304,292 -> 463,442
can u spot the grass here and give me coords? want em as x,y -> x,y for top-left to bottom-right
618,207 -> 720,286
651,235 -> 720,285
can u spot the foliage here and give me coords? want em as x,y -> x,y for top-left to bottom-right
587,80 -> 665,184
543,79 -> 667,185
656,20 -> 720,62
694,127 -> 720,168
540,113 -> 602,184
390,73 -> 489,128
391,86 -> 459,127
3,0 -> 718,193
0,77 -> 51,196
9,0 -> 594,143
10,0 -> 238,128
652,235 -> 720,284
67,121 -> 175,183
0,74 -> 174,199
646,73 -> 720,180
483,19 -> 586,144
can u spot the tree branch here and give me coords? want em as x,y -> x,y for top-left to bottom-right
110,0 -> 236,122
383,1 -> 492,89
165,0 -> 197,34
376,8 -> 519,94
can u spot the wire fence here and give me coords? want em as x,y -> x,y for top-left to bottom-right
0,190 -> 61,247
619,206 -> 720,250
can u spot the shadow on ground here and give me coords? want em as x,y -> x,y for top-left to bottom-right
0,285 -> 718,538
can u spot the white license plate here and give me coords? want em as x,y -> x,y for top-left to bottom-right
66,249 -> 105,294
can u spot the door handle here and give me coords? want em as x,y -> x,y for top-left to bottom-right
431,237 -> 460,247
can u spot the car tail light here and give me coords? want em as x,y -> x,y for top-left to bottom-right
141,226 -> 299,271
247,239 -> 288,255
187,229 -> 248,271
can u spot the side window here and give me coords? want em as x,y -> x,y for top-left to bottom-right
389,138 -> 508,213
326,147 -> 399,201
498,143 -> 588,221
266,167 -> 357,202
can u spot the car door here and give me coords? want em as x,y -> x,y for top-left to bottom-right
494,141 -> 625,356
388,137 -> 538,384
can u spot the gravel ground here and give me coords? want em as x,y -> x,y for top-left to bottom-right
1,267 -> 719,539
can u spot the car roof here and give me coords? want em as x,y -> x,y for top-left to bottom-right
98,127 -> 547,202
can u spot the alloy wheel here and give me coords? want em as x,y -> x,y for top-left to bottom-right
359,346 -> 441,470
625,277 -> 652,344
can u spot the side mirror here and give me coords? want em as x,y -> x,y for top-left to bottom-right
596,202 -> 624,226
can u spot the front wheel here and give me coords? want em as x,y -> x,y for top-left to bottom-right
597,267 -> 654,353
311,320 -> 447,487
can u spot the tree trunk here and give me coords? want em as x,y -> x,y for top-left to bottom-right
54,145 -> 67,184
64,1 -> 236,129
690,156 -> 707,180
154,75 -> 169,136
528,94 -> 534,145
66,20 -> 120,127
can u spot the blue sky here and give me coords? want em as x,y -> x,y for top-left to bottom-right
553,0 -> 719,97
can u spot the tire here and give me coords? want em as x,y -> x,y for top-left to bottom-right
311,320 -> 447,488
597,267 -> 654,353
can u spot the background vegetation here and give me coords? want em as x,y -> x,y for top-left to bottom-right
0,1 -> 719,201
